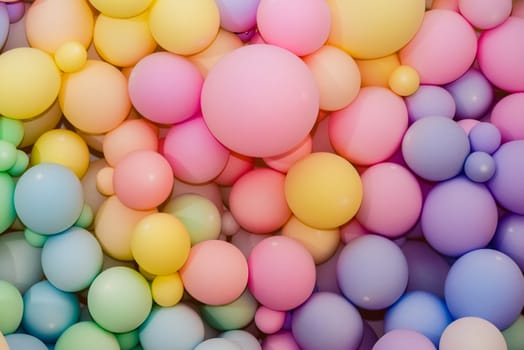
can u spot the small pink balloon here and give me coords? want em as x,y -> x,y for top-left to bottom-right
128,51 -> 203,124
373,330 -> 436,350
490,93 -> 524,142
263,136 -> 312,173
458,0 -> 512,29
255,306 -> 287,334
457,118 -> 481,135
113,150 -> 174,210
263,331 -> 301,350
214,152 -> 254,186
340,218 -> 371,244
163,116 -> 230,184
248,236 -> 316,311
399,9 -> 477,85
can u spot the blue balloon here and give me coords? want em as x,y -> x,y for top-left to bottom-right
14,163 -> 84,235
5,333 -> 48,350
22,280 -> 80,343
404,85 -> 456,123
384,291 -> 452,346
194,338 -> 242,350
492,213 -> 524,271
468,122 -> 501,154
464,151 -> 496,183
444,249 -> 524,329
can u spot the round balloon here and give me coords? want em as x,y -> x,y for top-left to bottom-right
439,317 -> 507,350
55,321 -> 119,350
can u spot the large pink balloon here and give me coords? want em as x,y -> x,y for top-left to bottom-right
201,44 -> 319,158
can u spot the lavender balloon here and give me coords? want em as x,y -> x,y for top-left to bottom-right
372,330 -> 436,350
215,0 -> 260,33
468,122 -> 501,154
445,68 -> 493,120
492,213 -> 524,271
404,85 -> 456,123
0,4 -> 9,48
464,151 -> 496,183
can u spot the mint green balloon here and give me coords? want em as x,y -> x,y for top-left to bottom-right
0,280 -> 23,334
0,117 -> 24,147
87,266 -> 152,333
0,140 -> 17,171
24,228 -> 48,248
7,150 -> 29,177
116,329 -> 140,350
55,321 -> 119,350
503,315 -> 524,350
200,290 -> 258,331
0,172 -> 15,233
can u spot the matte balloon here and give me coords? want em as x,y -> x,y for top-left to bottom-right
0,4 -> 8,48
262,331 -> 300,350
88,0 -> 153,18
0,280 -> 23,335
404,85 -> 456,123
490,93 -> 524,143
0,172 -> 15,233
214,0 -> 259,33
458,0 -> 511,29
388,65 -> 420,97
355,53 -> 400,88
200,290 -> 258,331
502,316 -> 524,350
151,272 -> 184,307
54,41 -> 88,73
463,151 -> 496,183
263,135 -> 312,173
439,317 -> 507,350
195,338 -> 242,350
492,213 -> 524,271
5,333 -> 47,350
220,330 -> 262,350
468,122 -> 501,154
5,1 -> 24,23
255,306 -> 286,334
373,330 -> 436,350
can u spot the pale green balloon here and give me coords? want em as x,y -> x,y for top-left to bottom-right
24,228 -> 48,248
0,280 -> 24,334
503,315 -> 524,350
55,321 -> 119,350
0,172 -> 15,233
116,329 -> 140,350
7,150 -> 29,177
0,117 -> 24,147
200,290 -> 258,331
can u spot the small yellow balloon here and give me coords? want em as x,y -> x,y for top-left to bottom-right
327,0 -> 425,59
131,212 -> 191,276
151,272 -> 184,307
89,0 -> 154,18
149,0 -> 220,55
93,11 -> 157,67
285,152 -> 363,229
20,99 -> 63,148
54,41 -> 88,73
31,128 -> 90,178
388,65 -> 421,97
356,53 -> 401,88
0,47 -> 61,120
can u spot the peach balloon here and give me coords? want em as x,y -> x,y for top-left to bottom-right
356,53 -> 400,88
214,152 -> 254,187
263,136 -> 312,173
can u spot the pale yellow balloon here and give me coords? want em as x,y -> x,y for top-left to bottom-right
89,0 -> 154,18
327,0 -> 426,59
25,0 -> 94,54
149,0 -> 220,55
54,41 -> 88,73
388,65 -> 421,97
59,60 -> 131,134
356,53 -> 400,88
93,11 -> 157,67
303,45 -> 361,112
281,216 -> 340,264
0,47 -> 61,120
20,99 -> 62,148
189,29 -> 243,77
152,272 -> 185,307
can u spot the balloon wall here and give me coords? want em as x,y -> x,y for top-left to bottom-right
0,0 -> 523,349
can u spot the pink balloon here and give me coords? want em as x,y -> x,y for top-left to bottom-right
113,150 -> 174,210
162,116 -> 230,184
201,44 -> 319,158
490,93 -> 524,142
263,135 -> 312,173
399,9 -> 477,85
356,163 -> 422,238
263,332 -> 301,350
478,16 -> 524,92
340,218 -> 370,244
458,0 -> 512,29
255,306 -> 287,334
128,52 -> 203,124
248,236 -> 316,311
329,87 -> 408,166
214,152 -> 254,186
373,330 -> 436,350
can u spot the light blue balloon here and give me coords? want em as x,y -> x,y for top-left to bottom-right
194,338 -> 242,350
464,151 -> 496,183
220,330 -> 261,350
14,163 -> 84,235
22,280 -> 80,343
404,85 -> 456,123
139,304 -> 205,350
42,226 -> 103,292
384,291 -> 452,346
5,333 -> 48,350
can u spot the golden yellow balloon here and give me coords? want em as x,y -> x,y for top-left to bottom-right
131,213 -> 191,276
54,41 -> 88,73
356,53 -> 400,88
149,0 -> 220,55
388,65 -> 421,97
327,0 -> 425,59
31,129 -> 90,178
89,0 -> 154,18
285,152 -> 363,229
0,48 -> 61,120
152,272 -> 185,307
20,99 -> 63,148
93,12 -> 157,67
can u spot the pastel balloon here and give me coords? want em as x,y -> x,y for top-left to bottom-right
170,177 -> 224,214
399,9 -> 477,85
220,330 -> 262,350
60,60 -> 131,134
463,151 -> 496,183
25,0 -> 93,53
459,0 -> 512,29
373,330 -> 436,350
0,4 -> 8,48
128,52 -> 203,124
195,338 -> 242,350
255,306 -> 286,334
6,1 -> 24,23
200,290 -> 258,331
303,45 -> 361,111
201,44 -> 319,158
55,321 -> 119,350
0,47 -> 61,120
0,280 -> 23,335
502,316 -> 524,350
468,122 -> 501,154
262,331 -> 300,350
329,86 -> 408,166
148,0 -> 220,55
162,116 -> 229,184
404,85 -> 456,123
492,213 -> 524,271
0,172 -> 15,233
214,152 -> 254,186
439,317 -> 507,350
355,53 -> 400,88
327,0 -> 425,59
151,272 -> 184,307
88,0 -> 153,18
263,135 -> 312,173
5,334 -> 47,350
214,0 -> 259,33
490,93 -> 524,143
356,162 -> 422,238
478,16 -> 524,92
180,240 -> 248,305
0,117 -> 24,147
54,40 -> 87,73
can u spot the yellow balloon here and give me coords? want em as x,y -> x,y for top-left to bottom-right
388,65 -> 421,97
356,53 -> 400,88
89,0 -> 154,18
31,128 -> 90,178
327,0 -> 425,59
93,11 -> 157,67
149,0 -> 220,55
25,0 -> 94,54
0,48 -> 61,120
131,212 -> 191,275
20,99 -> 63,148
54,41 -> 88,73
152,272 -> 184,307
285,152 -> 363,229
281,216 -> 340,264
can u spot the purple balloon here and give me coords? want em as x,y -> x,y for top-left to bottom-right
488,140 -> 524,214
291,292 -> 363,350
468,122 -> 501,154
262,331 -> 300,350
445,68 -> 494,120
6,1 -> 24,23
372,329 -> 436,350
404,85 -> 456,123
357,321 -> 379,350
492,213 -> 524,271
421,176 -> 498,257
0,3 -> 9,48
464,151 -> 496,183
214,0 -> 260,33
315,244 -> 342,294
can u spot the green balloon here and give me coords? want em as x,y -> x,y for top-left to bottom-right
0,280 -> 24,334
115,329 -> 140,350
55,321 -> 119,350
200,290 -> 258,331
7,150 -> 29,177
0,172 -> 15,234
0,117 -> 24,147
503,315 -> 524,350
24,228 -> 48,248
0,140 -> 17,172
